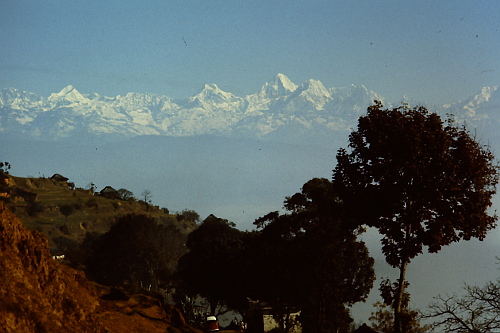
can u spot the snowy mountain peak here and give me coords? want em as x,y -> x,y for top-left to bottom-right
329,84 -> 384,106
477,86 -> 498,102
61,85 -> 75,94
202,83 -> 219,91
188,83 -> 241,109
1,76 -> 498,143
274,73 -> 297,91
259,73 -> 298,98
292,79 -> 331,100
48,85 -> 87,103
301,79 -> 329,92
0,88 -> 42,108
447,86 -> 500,119
194,83 -> 233,99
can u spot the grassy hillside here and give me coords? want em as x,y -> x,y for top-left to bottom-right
3,174 -> 197,250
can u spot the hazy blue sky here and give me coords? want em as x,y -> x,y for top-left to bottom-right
1,0 -> 499,105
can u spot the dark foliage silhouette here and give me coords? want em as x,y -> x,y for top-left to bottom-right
334,101 -> 498,332
86,214 -> 184,291
254,178 -> 375,332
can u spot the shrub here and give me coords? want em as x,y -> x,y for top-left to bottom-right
26,200 -> 44,217
59,204 -> 74,218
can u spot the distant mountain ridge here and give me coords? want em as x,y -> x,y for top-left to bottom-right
1,74 -> 499,142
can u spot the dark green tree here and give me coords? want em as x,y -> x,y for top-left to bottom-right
86,214 -> 184,291
177,214 -> 247,316
179,209 -> 201,224
334,101 -> 498,333
370,279 -> 430,333
117,188 -> 135,201
370,301 -> 430,333
59,204 -> 75,218
254,178 -> 375,333
248,214 -> 303,332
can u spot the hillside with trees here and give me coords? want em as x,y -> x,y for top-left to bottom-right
1,173 -> 197,240
0,170 -> 197,285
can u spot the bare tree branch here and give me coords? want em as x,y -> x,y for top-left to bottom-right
424,281 -> 500,332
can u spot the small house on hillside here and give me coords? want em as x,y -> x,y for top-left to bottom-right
51,174 -> 69,182
99,186 -> 120,200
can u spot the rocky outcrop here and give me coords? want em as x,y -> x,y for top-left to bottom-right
0,201 -> 102,332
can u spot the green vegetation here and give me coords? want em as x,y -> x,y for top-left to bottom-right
177,214 -> 248,317
86,213 -> 185,291
0,173 -> 197,276
253,178 -> 375,332
177,179 -> 375,332
370,302 -> 429,333
368,279 -> 430,333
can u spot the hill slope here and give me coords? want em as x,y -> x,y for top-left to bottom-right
2,173 -> 196,253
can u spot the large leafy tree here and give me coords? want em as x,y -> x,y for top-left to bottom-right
254,178 -> 375,333
334,101 -> 498,333
249,212 -> 305,332
86,214 -> 184,291
177,214 -> 247,316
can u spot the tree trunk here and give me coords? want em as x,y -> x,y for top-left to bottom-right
210,299 -> 218,316
394,259 -> 408,333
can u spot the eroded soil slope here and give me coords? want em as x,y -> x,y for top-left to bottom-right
0,202 -> 200,333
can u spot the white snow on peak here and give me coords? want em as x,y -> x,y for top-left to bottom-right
259,73 -> 298,98
2,75 -> 498,142
456,86 -> 500,118
299,79 -> 330,94
203,83 -> 219,91
275,73 -> 298,92
476,86 -> 498,103
193,83 -> 237,102
329,84 -> 384,106
292,79 -> 332,102
60,85 -> 75,95
48,85 -> 88,103
193,83 -> 223,98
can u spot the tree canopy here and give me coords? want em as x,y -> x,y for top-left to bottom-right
333,101 -> 498,333
86,214 -> 184,291
254,178 -> 375,332
177,214 -> 247,315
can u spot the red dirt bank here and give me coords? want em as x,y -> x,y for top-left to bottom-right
0,202 -> 200,333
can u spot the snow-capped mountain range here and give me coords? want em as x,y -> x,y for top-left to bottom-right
1,73 -> 499,142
